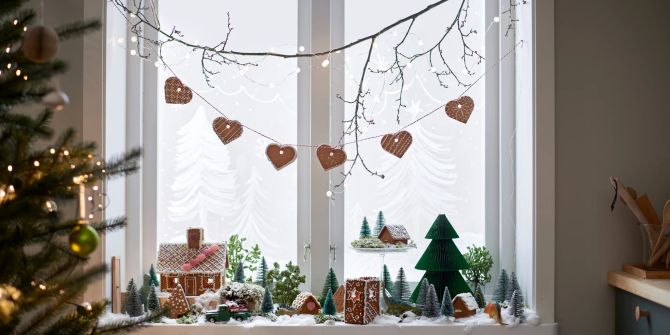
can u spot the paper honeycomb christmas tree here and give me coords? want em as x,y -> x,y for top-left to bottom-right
410,214 -> 472,303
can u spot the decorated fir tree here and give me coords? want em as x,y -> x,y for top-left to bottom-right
411,214 -> 472,303
149,264 -> 160,287
506,272 -> 520,302
440,286 -> 454,317
0,1 -> 150,332
393,267 -> 410,304
359,217 -> 371,238
261,287 -> 274,314
234,261 -> 246,283
256,257 -> 268,287
381,264 -> 394,295
422,284 -> 440,318
125,279 -> 143,317
493,269 -> 509,303
415,278 -> 429,307
373,211 -> 386,236
322,289 -> 337,316
320,267 -> 339,304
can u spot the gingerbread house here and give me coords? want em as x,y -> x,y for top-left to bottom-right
156,228 -> 228,296
344,277 -> 380,324
452,292 -> 478,318
291,292 -> 321,314
333,285 -> 345,313
378,225 -> 410,245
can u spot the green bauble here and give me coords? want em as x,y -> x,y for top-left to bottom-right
69,223 -> 99,256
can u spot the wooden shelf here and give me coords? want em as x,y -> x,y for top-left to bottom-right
608,271 -> 670,308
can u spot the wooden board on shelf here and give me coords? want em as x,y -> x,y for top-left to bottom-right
623,264 -> 670,279
111,256 -> 121,313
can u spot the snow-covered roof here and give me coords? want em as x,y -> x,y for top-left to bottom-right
156,242 -> 227,274
379,225 -> 410,240
291,292 -> 320,310
454,293 -> 478,310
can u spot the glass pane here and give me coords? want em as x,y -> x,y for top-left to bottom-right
343,0 -> 485,282
157,0 -> 298,266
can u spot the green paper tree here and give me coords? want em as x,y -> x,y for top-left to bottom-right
373,211 -> 386,236
261,287 -> 274,314
359,217 -> 371,238
256,257 -> 269,287
234,261 -> 245,283
410,214 -> 472,303
381,264 -> 394,294
149,264 -> 160,287
440,286 -> 454,317
393,267 -> 410,304
320,267 -> 339,304
492,269 -> 509,303
322,289 -> 337,316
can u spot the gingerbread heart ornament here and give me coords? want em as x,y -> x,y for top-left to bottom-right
445,95 -> 474,123
266,144 -> 297,170
164,77 -> 193,104
212,117 -> 243,144
316,145 -> 347,171
381,130 -> 413,158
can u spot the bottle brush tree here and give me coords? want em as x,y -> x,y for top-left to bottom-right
320,267 -> 339,305
359,217 -> 371,238
440,286 -> 454,317
125,279 -> 143,317
393,267 -> 410,304
510,290 -> 525,322
322,289 -> 337,316
492,269 -> 509,303
422,284 -> 440,318
147,284 -> 161,322
261,287 -> 274,314
415,278 -> 429,307
149,264 -> 160,287
234,261 -> 246,283
411,214 -> 472,304
506,272 -> 520,302
373,211 -> 386,236
138,273 -> 151,311
256,257 -> 268,287
381,264 -> 394,295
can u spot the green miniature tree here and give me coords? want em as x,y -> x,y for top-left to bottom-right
359,217 -> 371,238
320,267 -> 339,305
422,284 -> 440,318
474,283 -> 485,308
261,287 -> 274,314
393,267 -> 410,304
462,245 -> 493,288
411,214 -> 472,303
256,257 -> 269,287
506,272 -> 520,302
440,286 -> 454,317
373,211 -> 386,236
266,261 -> 306,306
147,284 -> 161,321
510,290 -> 525,322
138,273 -> 151,311
415,278 -> 429,307
492,269 -> 509,303
381,264 -> 394,295
234,261 -> 246,283
149,264 -> 160,287
322,289 -> 337,316
125,278 -> 143,317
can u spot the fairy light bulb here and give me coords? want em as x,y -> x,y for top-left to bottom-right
129,49 -> 137,56
493,16 -> 500,23
7,165 -> 12,172
63,150 -> 69,156
457,104 -> 462,109
33,160 -> 39,167
49,148 -> 55,154
326,190 -> 333,198
12,19 -> 18,25
321,59 -> 330,67
117,37 -> 124,44
296,67 -> 301,73
130,36 -> 137,42
15,69 -> 20,76
298,46 -> 305,52
92,185 -> 99,191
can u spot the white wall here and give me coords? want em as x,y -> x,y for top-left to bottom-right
555,0 -> 670,334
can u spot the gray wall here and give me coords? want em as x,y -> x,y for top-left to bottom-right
555,0 -> 670,334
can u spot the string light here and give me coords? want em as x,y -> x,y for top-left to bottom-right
7,165 -> 12,172
22,27 -> 27,32
63,150 -> 69,156
6,63 -> 11,69
23,75 -> 28,80
33,161 -> 39,167
493,16 -> 500,23
5,47 -> 10,53
117,37 -> 124,44
15,69 -> 20,76
130,36 -> 138,42
298,46 -> 305,52
326,190 -> 333,198
50,148 -> 56,154
321,59 -> 330,67
92,185 -> 99,191
130,49 -> 137,56
12,19 -> 17,25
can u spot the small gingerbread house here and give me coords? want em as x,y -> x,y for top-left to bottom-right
344,277 -> 380,324
156,228 -> 228,296
291,292 -> 321,314
333,285 -> 345,313
378,225 -> 410,245
452,293 -> 478,318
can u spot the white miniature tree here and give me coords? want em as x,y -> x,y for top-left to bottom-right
167,107 -> 240,238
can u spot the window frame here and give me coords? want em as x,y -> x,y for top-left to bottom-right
100,0 -> 556,323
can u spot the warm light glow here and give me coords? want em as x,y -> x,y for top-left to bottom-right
33,161 -> 39,167
92,185 -> 99,191
298,46 -> 305,52
493,16 -> 500,23
15,69 -> 20,76
321,59 -> 330,67
7,165 -> 12,172
129,49 -> 137,56
12,19 -> 18,25
63,150 -> 69,156
49,148 -> 56,154
131,36 -> 138,42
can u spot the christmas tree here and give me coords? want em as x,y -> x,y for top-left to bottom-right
411,214 -> 472,303
256,257 -> 269,287
393,267 -> 410,304
506,272 -> 520,302
510,290 -> 525,322
381,264 -> 394,295
147,284 -> 161,321
0,1 -> 150,333
125,279 -> 143,317
149,264 -> 160,287
322,289 -> 337,316
234,261 -> 246,283
440,286 -> 454,317
138,273 -> 152,311
415,278 -> 429,307
373,211 -> 386,236
320,267 -> 339,304
261,287 -> 274,314
359,217 -> 371,238
492,269 -> 509,303
422,284 -> 440,318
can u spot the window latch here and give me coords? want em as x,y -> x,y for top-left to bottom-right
303,243 -> 310,262
330,243 -> 337,262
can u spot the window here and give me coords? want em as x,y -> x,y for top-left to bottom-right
105,0 -> 552,318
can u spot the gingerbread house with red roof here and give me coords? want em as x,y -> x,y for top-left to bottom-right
156,228 -> 228,296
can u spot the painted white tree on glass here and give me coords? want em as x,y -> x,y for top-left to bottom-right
167,107 -> 240,240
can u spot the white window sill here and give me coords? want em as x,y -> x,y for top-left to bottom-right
133,323 -> 558,335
